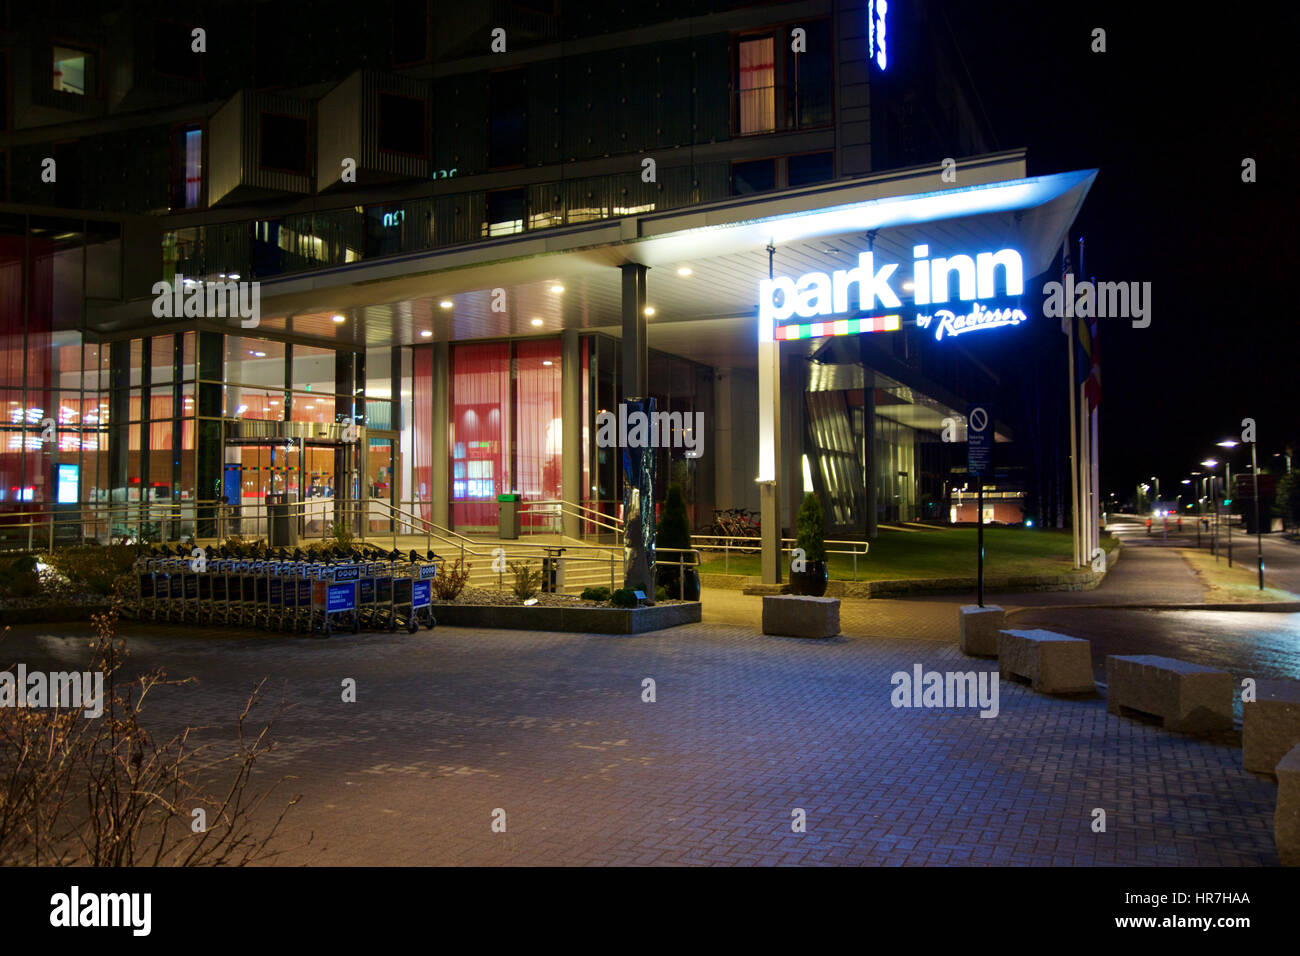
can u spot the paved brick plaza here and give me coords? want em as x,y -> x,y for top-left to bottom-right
13,590 -> 1280,867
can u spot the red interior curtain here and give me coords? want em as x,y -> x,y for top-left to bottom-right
514,339 -> 562,528
450,342 -> 509,530
412,345 -> 433,522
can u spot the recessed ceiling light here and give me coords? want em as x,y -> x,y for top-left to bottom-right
439,299 -> 453,309
550,284 -> 565,293
253,351 -> 266,357
531,317 -> 544,326
644,306 -> 655,317
677,267 -> 692,277
542,360 -> 553,366
332,314 -> 346,323
420,329 -> 433,338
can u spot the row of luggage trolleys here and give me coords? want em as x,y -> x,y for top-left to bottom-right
130,555 -> 438,635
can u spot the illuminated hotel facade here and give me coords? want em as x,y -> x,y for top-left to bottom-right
0,0 -> 1091,553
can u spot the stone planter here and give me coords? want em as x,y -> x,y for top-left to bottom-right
789,560 -> 828,596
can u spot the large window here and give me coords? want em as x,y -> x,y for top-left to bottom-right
450,343 -> 509,530
260,113 -> 309,175
787,151 -> 834,187
170,126 -> 202,210
732,158 -> 776,195
52,45 -> 96,96
734,20 -> 832,136
484,188 -> 526,237
378,93 -> 426,157
789,20 -> 833,129
736,36 -> 775,134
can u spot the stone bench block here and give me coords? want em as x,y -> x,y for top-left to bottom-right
1276,745 -> 1300,866
1106,654 -> 1233,733
959,605 -> 1004,657
1244,679 -> 1300,775
762,595 -> 840,638
997,628 -> 1096,695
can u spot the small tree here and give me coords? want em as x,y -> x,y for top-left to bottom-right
796,492 -> 826,563
656,484 -> 691,552
1274,471 -> 1300,531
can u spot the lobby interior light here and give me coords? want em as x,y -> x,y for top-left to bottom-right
331,314 -> 346,323
676,267 -> 692,277
420,329 -> 432,337
542,360 -> 553,366
530,317 -> 544,327
644,306 -> 656,317
550,284 -> 565,293
439,299 -> 454,309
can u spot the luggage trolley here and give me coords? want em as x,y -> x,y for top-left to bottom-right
392,557 -> 437,633
211,558 -> 232,625
411,560 -> 438,631
312,562 -> 361,636
132,554 -> 154,621
165,557 -> 185,623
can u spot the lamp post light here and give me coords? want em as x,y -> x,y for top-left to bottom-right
1201,459 -> 1219,561
1220,438 -> 1264,590
1189,472 -> 1202,547
1217,441 -> 1240,569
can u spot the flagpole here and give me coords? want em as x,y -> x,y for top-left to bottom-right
1064,239 -> 1081,568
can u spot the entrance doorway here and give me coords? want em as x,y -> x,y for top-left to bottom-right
222,420 -> 361,541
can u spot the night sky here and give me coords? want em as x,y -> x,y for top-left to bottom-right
943,0 -> 1298,498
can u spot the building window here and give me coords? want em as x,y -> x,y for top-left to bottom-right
171,126 -> 202,210
489,69 -> 527,168
731,158 -> 776,196
787,151 -> 834,187
154,20 -> 201,80
789,20 -> 833,129
378,92 -> 427,157
392,0 -> 429,66
259,113 -> 309,175
52,45 -> 96,96
736,35 -> 775,134
484,188 -> 526,237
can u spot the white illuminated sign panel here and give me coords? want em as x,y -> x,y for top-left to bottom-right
758,242 -> 1026,343
869,0 -> 889,70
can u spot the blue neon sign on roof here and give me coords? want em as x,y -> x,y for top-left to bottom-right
869,0 -> 889,70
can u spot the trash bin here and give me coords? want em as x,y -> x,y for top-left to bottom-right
497,493 -> 521,540
541,550 -> 565,593
268,493 -> 298,548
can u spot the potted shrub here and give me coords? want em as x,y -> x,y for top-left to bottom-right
790,492 -> 828,596
656,483 -> 699,600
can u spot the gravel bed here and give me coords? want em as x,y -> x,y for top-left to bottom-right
433,586 -> 685,609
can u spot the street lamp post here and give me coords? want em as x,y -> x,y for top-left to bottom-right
1201,459 -> 1219,561
1223,439 -> 1265,590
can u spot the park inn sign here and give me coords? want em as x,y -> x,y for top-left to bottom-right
758,244 -> 1026,343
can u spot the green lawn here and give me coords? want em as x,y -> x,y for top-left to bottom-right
696,527 -> 1113,581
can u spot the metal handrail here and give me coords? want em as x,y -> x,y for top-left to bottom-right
690,534 -> 869,579
518,498 -> 625,536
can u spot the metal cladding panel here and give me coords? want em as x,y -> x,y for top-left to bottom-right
434,73 -> 488,177
526,62 -> 562,168
317,71 -> 363,190
360,71 -> 431,179
207,91 -> 244,206
693,33 -> 732,145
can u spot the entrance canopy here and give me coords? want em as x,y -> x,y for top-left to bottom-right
175,149 -> 1097,368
